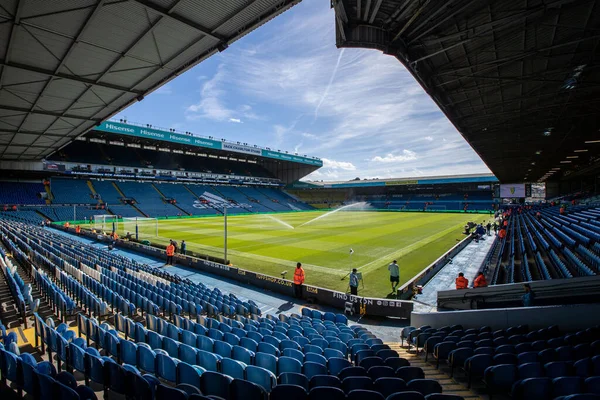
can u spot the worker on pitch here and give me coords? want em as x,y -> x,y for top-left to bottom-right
388,260 -> 400,293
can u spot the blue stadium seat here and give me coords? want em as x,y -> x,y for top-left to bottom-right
309,374 -> 342,389
230,378 -> 268,400
200,371 -> 232,399
278,372 -> 309,390
308,386 -> 346,400
270,384 -> 308,400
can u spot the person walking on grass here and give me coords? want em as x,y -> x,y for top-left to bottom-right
349,268 -> 359,296
388,260 -> 400,293
293,262 -> 305,299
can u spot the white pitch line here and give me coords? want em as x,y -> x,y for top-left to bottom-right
355,222 -> 468,276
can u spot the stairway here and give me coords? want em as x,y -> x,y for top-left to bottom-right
44,182 -> 53,204
112,181 -> 127,198
388,343 -> 483,399
14,263 -> 54,326
0,265 -> 21,329
87,180 -> 102,204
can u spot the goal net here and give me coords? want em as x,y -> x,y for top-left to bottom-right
122,217 -> 158,240
93,214 -> 118,232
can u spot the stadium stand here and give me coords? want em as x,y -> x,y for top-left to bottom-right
114,181 -> 182,217
0,179 -> 313,222
0,215 -> 450,400
401,323 -> 600,399
2,211 -> 599,400
486,205 -> 600,286
0,182 -> 46,205
55,141 -> 277,178
50,179 -> 95,205
153,183 -> 220,216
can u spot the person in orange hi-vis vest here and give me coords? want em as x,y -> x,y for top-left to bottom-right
456,272 -> 469,289
474,272 -> 488,288
498,228 -> 507,239
75,225 -> 81,234
293,262 -> 305,299
166,242 -> 175,265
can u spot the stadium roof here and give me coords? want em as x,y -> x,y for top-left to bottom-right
333,0 -> 600,183
0,0 -> 299,161
295,173 -> 498,188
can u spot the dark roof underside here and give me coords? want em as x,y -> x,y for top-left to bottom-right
0,0 -> 299,161
334,0 -> 600,183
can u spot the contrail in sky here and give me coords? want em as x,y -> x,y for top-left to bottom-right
314,48 -> 345,120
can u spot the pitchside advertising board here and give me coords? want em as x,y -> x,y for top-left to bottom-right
94,122 -> 323,166
109,237 -> 412,319
500,183 -> 526,198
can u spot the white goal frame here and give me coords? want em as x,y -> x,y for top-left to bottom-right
123,217 -> 158,240
93,214 -> 118,232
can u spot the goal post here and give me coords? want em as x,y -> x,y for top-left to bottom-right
122,217 -> 158,240
93,214 -> 119,232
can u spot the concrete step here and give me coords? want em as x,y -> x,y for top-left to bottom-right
387,342 -> 485,400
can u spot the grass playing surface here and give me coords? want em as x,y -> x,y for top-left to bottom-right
125,211 -> 488,298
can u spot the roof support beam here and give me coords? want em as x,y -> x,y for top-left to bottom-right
0,0 -> 23,89
368,0 -> 383,24
0,105 -> 101,122
406,0 -> 467,45
436,34 -> 600,87
131,0 -> 225,43
0,61 -> 144,94
384,0 -> 412,26
2,1 -> 110,157
392,0 -> 431,43
37,0 -> 190,146
0,129 -> 74,139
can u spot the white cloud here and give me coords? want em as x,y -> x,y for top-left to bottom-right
371,150 -> 417,163
229,118 -> 242,123
186,68 -> 233,121
322,158 -> 356,171
154,85 -> 172,95
179,0 -> 490,180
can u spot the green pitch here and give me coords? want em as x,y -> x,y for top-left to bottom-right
132,211 -> 488,298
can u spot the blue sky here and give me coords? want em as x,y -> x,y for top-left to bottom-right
115,0 -> 491,181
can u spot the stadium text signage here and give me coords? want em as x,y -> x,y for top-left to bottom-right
222,142 -> 262,156
95,121 -> 323,167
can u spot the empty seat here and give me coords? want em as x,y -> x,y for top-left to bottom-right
552,377 -> 583,398
368,366 -> 396,380
484,364 -> 517,394
308,386 -> 346,400
396,366 -> 425,383
230,378 -> 267,400
342,376 -> 373,393
270,384 -> 308,400
309,374 -> 342,389
407,379 -> 443,396
200,371 -> 232,399
347,389 -> 384,400
278,372 -> 309,390
373,377 -> 407,398
338,366 -> 368,380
